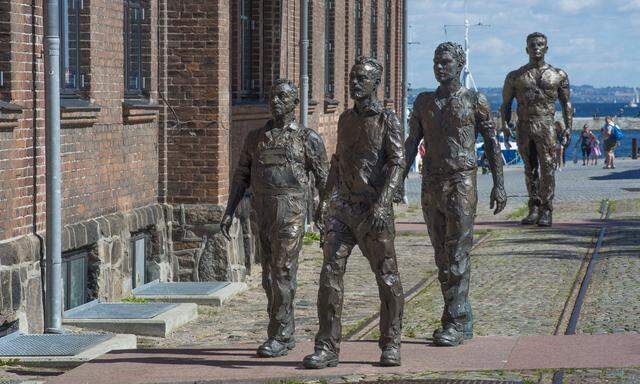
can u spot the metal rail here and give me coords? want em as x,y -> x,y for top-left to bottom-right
345,232 -> 493,341
551,201 -> 612,384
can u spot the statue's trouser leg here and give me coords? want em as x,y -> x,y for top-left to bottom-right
259,195 -> 306,342
530,122 -> 556,212
357,222 -> 404,349
314,219 -> 356,355
517,126 -> 541,209
423,173 -> 477,333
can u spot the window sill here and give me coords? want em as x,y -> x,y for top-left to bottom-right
384,98 -> 396,110
123,99 -> 161,124
0,100 -> 23,130
61,98 -> 101,128
307,99 -> 319,114
324,98 -> 340,113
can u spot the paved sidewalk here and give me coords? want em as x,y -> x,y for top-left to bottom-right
48,333 -> 640,384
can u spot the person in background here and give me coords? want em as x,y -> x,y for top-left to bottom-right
554,121 -> 566,171
576,124 -> 591,166
589,130 -> 601,166
602,116 -> 622,169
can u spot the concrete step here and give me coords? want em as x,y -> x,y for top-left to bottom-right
134,282 -> 248,306
62,302 -> 198,338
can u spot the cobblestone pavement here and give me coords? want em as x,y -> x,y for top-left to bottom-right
371,225 -> 594,340
577,201 -> 640,335
2,189 -> 638,384
144,216 -> 439,349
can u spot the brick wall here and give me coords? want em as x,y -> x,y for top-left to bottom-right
0,0 -> 45,241
228,0 -> 404,167
164,0 -> 230,205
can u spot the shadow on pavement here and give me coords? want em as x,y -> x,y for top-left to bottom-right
590,168 -> 640,180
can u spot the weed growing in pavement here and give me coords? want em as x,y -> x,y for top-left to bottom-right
303,232 -> 321,245
0,358 -> 19,367
507,204 -> 529,220
121,297 -> 148,303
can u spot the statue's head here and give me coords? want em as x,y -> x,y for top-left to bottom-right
526,32 -> 548,61
433,42 -> 465,84
270,79 -> 299,118
349,56 -> 383,100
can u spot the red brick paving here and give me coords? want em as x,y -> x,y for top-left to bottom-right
48,333 -> 640,384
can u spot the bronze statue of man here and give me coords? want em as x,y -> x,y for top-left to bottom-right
221,79 -> 329,358
501,32 -> 573,227
404,42 -> 506,347
303,57 -> 405,369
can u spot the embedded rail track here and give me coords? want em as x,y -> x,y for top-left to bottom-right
345,232 -> 494,341
549,200 -> 613,384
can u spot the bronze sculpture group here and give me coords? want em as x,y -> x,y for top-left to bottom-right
222,32 -> 571,368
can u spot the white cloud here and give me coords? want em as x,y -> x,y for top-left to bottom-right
474,37 -> 519,57
557,0 -> 601,13
618,0 -> 640,11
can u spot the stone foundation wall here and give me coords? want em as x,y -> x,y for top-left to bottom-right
61,203 -> 174,301
172,202 -> 256,283
0,234 -> 44,334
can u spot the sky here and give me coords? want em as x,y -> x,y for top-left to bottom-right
407,0 -> 640,88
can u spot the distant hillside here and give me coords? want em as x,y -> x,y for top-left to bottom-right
408,85 -> 638,106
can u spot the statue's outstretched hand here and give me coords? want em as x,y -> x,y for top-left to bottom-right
220,214 -> 233,241
490,185 -> 507,215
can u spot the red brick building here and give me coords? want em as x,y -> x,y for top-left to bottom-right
0,0 -> 405,332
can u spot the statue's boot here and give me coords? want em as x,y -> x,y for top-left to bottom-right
256,338 -> 295,357
520,206 -> 540,225
379,345 -> 401,367
537,209 -> 553,227
433,325 -> 464,347
302,348 -> 339,369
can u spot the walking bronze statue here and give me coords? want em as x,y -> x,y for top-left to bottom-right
404,42 -> 506,347
303,57 -> 405,369
501,32 -> 573,227
221,79 -> 329,358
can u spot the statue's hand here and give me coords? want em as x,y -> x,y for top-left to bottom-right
314,201 -> 328,248
220,214 -> 233,241
490,185 -> 507,215
371,204 -> 390,232
502,127 -> 512,149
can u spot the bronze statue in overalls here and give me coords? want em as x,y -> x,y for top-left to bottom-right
222,80 -> 329,357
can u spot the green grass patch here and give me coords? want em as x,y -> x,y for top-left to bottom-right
303,231 -> 321,245
121,297 -> 148,303
507,204 -> 529,220
0,358 -> 20,367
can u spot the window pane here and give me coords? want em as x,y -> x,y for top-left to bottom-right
240,0 -> 252,93
126,1 -> 142,92
133,237 -> 146,288
68,257 -> 86,309
62,0 -> 80,90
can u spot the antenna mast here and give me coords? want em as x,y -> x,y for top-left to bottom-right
443,0 -> 490,91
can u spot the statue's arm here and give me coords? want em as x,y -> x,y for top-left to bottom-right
500,73 -> 516,138
558,69 -> 573,136
477,93 -> 506,214
402,99 -> 424,181
223,132 -> 254,218
379,111 -> 405,209
304,130 -> 330,222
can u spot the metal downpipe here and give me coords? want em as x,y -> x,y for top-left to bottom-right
44,0 -> 63,334
402,0 -> 409,203
300,0 -> 309,128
